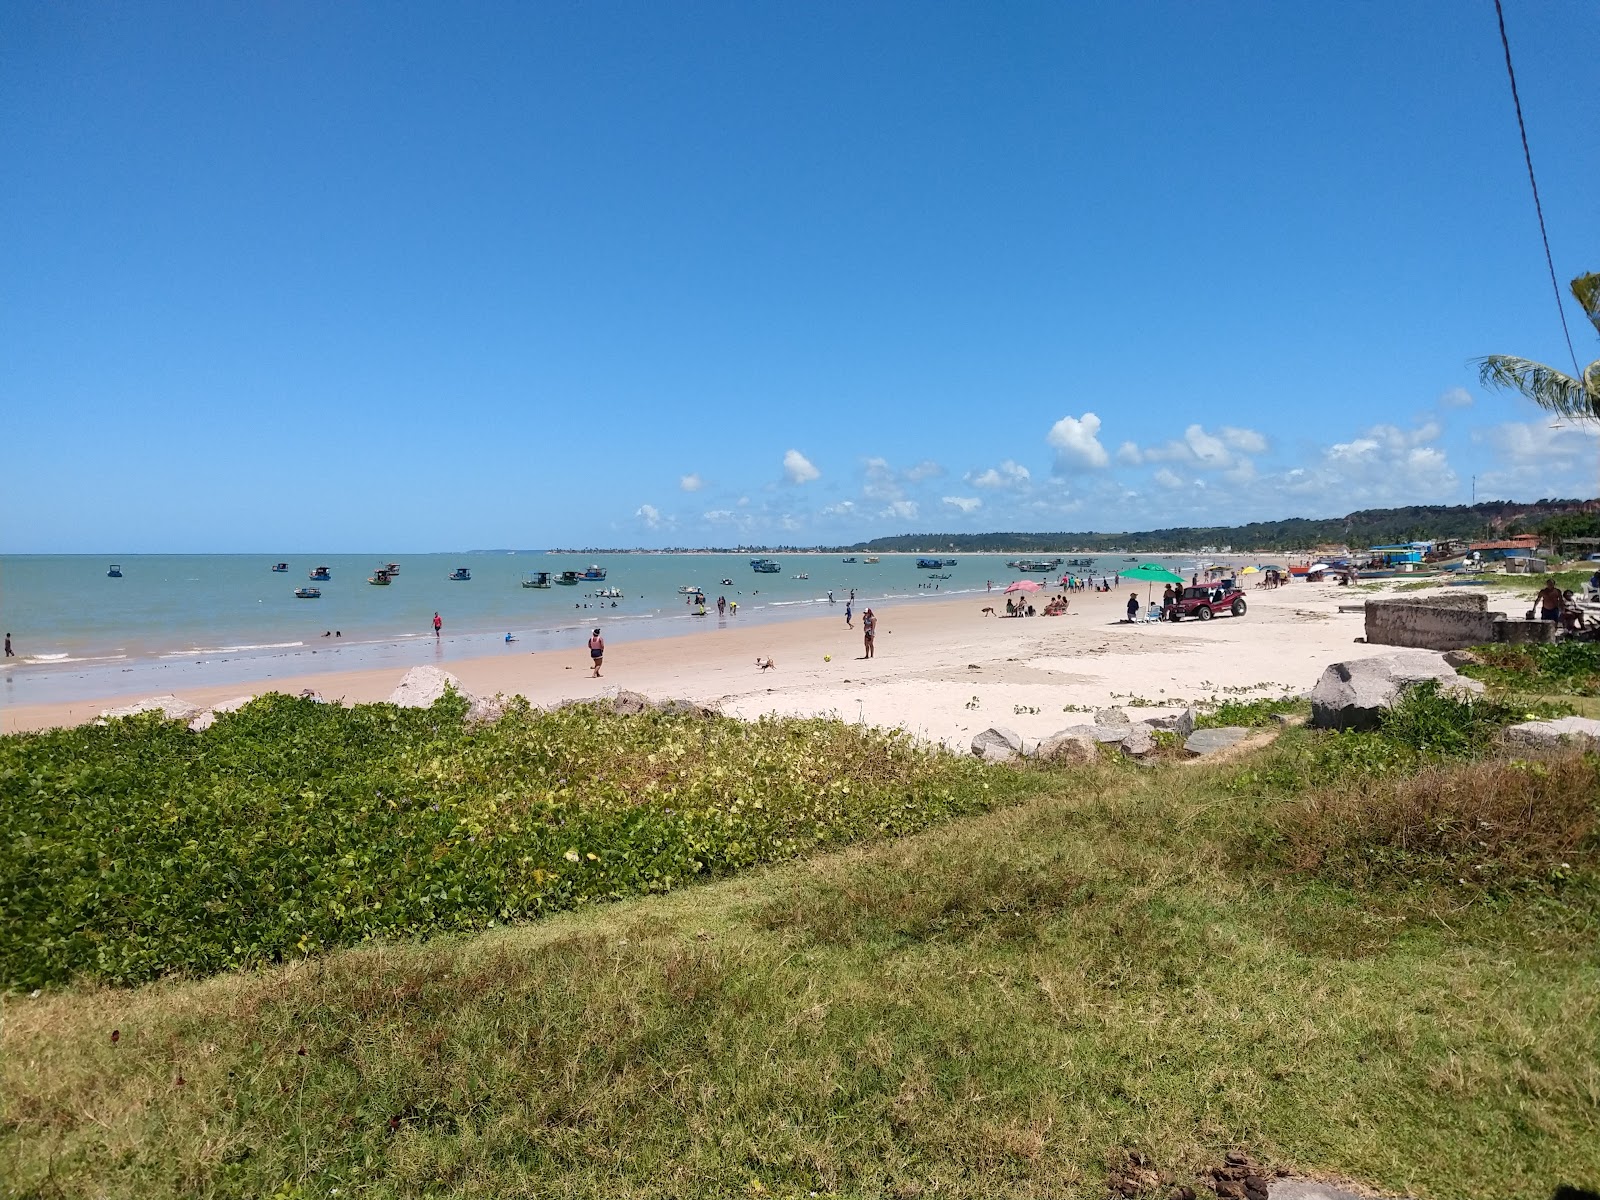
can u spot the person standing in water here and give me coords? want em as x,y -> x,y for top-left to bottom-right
433,612 -> 442,638
588,627 -> 605,677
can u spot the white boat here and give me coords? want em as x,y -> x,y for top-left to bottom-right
863,556 -> 879,564
677,584 -> 702,594
793,572 -> 809,580
294,586 -> 321,599
591,587 -> 623,599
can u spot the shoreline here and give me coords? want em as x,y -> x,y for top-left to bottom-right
2,578 -> 1455,746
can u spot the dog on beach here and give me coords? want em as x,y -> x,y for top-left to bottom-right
757,657 -> 776,670
980,606 -> 996,617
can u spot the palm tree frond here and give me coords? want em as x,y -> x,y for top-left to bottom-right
1571,272 -> 1600,338
1475,354 -> 1600,419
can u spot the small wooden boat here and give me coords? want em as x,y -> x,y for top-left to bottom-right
842,556 -> 857,563
383,562 -> 400,575
294,586 -> 321,599
107,563 -> 123,578
751,558 -> 781,573
309,566 -> 332,581
580,565 -> 607,581
368,569 -> 393,586
863,556 -> 879,564
271,562 -> 288,572
556,571 -> 581,586
522,571 -> 551,588
591,586 -> 623,599
448,567 -> 472,581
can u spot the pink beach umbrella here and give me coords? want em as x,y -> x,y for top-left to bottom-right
1003,579 -> 1042,594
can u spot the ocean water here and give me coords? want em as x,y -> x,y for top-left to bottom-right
0,551 -> 1172,705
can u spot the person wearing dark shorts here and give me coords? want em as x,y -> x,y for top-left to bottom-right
862,608 -> 876,658
588,628 -> 604,677
1536,581 -> 1564,623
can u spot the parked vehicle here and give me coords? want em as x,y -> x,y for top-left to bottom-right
1168,584 -> 1247,621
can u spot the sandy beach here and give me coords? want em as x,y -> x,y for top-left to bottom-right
2,577 -> 1451,747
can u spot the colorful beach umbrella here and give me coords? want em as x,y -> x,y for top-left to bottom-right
1003,579 -> 1042,594
1241,566 -> 1259,575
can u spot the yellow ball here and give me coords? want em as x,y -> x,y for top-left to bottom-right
823,654 -> 832,662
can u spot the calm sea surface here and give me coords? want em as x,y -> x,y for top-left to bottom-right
0,552 -> 1187,706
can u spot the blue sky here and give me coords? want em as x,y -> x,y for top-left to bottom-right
3,1 -> 1596,552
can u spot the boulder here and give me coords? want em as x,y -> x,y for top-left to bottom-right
1037,730 -> 1098,763
188,694 -> 258,733
1499,716 -> 1600,753
1442,648 -> 1483,669
1119,724 -> 1156,758
1309,651 -> 1484,731
656,698 -> 721,720
1141,707 -> 1197,739
1185,726 -> 1250,756
971,726 -> 1026,762
389,666 -> 473,709
1095,706 -> 1131,728
609,690 -> 654,715
100,694 -> 203,723
465,694 -> 510,726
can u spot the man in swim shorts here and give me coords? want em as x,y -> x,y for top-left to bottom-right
1536,580 -> 1564,623
588,628 -> 604,677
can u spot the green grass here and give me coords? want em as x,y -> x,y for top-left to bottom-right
1458,641 -> 1600,699
0,694 -> 1033,991
1194,697 -> 1307,729
3,696 -> 1598,1199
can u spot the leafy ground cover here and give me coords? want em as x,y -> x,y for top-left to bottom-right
1458,640 -> 1600,699
0,695 -> 1034,991
3,711 -> 1597,1198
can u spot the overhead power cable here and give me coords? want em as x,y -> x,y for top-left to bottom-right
1493,0 -> 1581,377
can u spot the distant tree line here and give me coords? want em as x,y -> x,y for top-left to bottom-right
827,499 -> 1600,554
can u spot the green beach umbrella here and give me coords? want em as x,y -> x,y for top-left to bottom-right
1121,562 -> 1184,584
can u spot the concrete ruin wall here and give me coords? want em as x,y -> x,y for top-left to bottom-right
1364,594 -> 1505,651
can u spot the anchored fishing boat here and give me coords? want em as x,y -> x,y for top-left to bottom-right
368,568 -> 393,586
522,571 -> 551,588
107,563 -> 123,578
556,571 -> 581,586
750,558 -> 781,573
448,567 -> 472,581
580,565 -> 607,581
309,566 -> 331,581
294,586 -> 321,599
271,562 -> 288,572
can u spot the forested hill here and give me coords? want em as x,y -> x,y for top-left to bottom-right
843,499 -> 1600,554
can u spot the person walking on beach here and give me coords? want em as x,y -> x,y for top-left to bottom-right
588,628 -> 605,677
862,608 -> 876,658
3,632 -> 11,657
433,612 -> 442,638
845,600 -> 853,628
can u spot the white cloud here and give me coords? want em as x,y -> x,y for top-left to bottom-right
1438,387 -> 1474,409
679,473 -> 704,492
1046,412 -> 1110,470
904,459 -> 945,482
881,500 -> 919,521
1153,468 -> 1184,489
1220,426 -> 1269,454
1473,418 -> 1600,497
635,504 -> 662,529
1115,441 -> 1142,466
702,509 -> 734,522
863,457 -> 901,500
783,449 -> 820,484
942,495 -> 982,513
820,500 -> 856,517
1281,419 -> 1457,505
967,459 -> 1032,489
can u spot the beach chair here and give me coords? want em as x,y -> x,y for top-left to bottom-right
1143,602 -> 1163,623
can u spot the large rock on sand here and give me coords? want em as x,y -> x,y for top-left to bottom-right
1310,651 -> 1484,732
1499,716 -> 1600,753
971,726 -> 1026,762
1141,707 -> 1197,739
100,694 -> 204,723
389,666 -> 465,708
1036,729 -> 1098,763
188,694 -> 256,732
387,666 -> 506,725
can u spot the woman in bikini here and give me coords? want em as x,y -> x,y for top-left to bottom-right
588,628 -> 604,677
